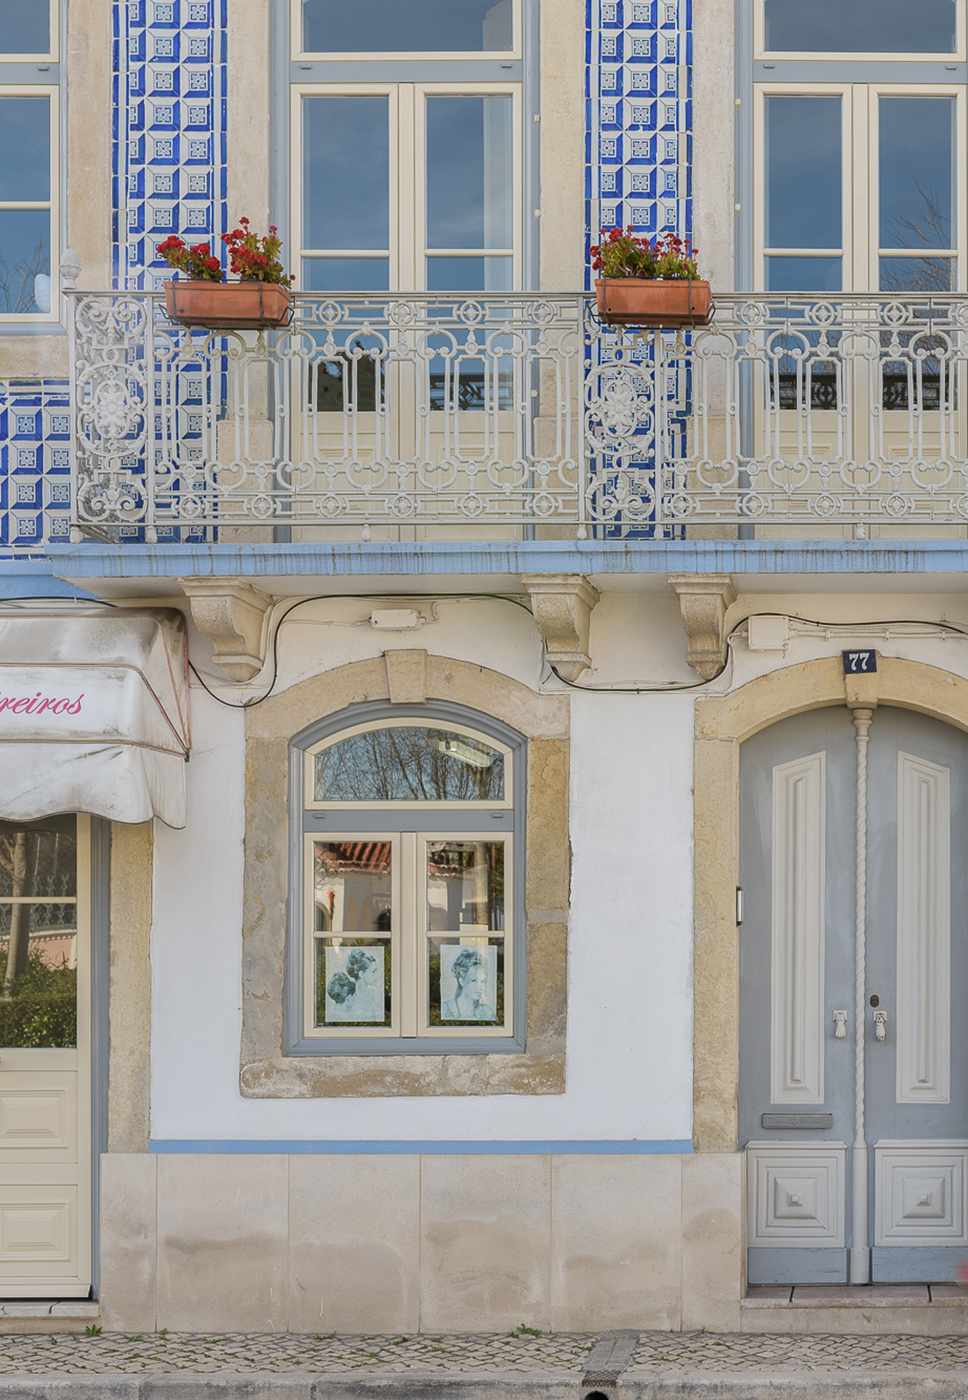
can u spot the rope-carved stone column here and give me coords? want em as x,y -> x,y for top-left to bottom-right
850,705 -> 873,1285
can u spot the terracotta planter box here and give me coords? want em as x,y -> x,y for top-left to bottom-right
164,280 -> 292,329
595,277 -> 712,328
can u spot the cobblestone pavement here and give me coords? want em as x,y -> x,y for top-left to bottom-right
0,1332 -> 594,1375
0,1331 -> 966,1375
629,1332 -> 968,1372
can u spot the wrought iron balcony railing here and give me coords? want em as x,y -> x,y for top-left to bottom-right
8,289 -> 968,553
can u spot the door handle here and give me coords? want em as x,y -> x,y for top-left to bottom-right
833,1010 -> 848,1039
873,1009 -> 888,1041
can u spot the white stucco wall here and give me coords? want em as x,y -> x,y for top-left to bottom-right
149,593 -> 698,1142
149,584 -> 968,1141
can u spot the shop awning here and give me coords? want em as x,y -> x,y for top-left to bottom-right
0,604 -> 190,829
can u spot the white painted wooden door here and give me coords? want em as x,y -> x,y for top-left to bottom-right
740,706 -> 968,1285
0,816 -> 91,1298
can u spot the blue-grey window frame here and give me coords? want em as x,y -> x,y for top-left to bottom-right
735,0 -> 968,292
284,697 -> 528,1055
270,0 -> 541,291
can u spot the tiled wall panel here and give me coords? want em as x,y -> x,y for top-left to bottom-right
586,0 -> 692,277
0,383 -> 71,560
113,0 -> 228,293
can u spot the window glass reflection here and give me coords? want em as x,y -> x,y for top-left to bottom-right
426,257 -> 513,291
766,257 -> 842,292
0,817 -> 77,1049
764,0 -> 956,53
0,212 -> 51,314
315,727 -> 505,802
313,840 -> 392,932
427,97 -> 513,250
880,256 -> 954,292
0,99 -> 50,202
766,96 -> 841,251
303,0 -> 512,53
303,97 -> 389,251
427,840 -> 504,932
880,99 -> 954,251
0,1 -> 50,54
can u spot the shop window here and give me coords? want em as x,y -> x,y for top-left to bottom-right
287,704 -> 526,1054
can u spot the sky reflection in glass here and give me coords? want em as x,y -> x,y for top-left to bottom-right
303,97 -> 388,251
427,97 -> 513,250
766,256 -> 842,292
766,97 -> 841,250
302,0 -> 512,52
764,0 -> 956,53
0,99 -> 50,202
0,1 -> 50,55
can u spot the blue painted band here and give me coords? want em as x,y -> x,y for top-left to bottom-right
47,538 -> 968,580
0,566 -> 96,601
149,1139 -> 694,1155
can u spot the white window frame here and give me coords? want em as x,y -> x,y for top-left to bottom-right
753,82 -> 967,293
288,705 -> 526,1055
291,0 -> 523,62
292,81 -> 523,292
0,83 -> 60,325
754,0 -> 966,63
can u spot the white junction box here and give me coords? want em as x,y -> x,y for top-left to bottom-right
369,609 -> 422,630
748,615 -> 790,651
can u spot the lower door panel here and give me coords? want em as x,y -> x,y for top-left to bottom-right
748,1247 -> 848,1285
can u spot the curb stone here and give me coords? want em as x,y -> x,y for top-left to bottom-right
0,1373 -> 964,1400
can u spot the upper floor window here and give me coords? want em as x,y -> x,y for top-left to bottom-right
749,0 -> 966,293
288,0 -> 528,293
289,707 -> 525,1054
0,0 -> 59,321
760,0 -> 960,57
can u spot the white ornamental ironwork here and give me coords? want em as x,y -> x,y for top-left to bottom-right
59,290 -> 968,542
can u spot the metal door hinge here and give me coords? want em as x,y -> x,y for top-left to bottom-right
735,887 -> 744,925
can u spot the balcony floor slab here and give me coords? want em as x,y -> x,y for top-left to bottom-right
43,538 -> 968,600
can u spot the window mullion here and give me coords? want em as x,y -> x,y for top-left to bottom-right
397,84 -> 415,290
400,830 -> 418,1036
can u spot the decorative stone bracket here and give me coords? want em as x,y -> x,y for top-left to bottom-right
178,577 -> 274,682
521,573 -> 600,682
668,573 -> 737,680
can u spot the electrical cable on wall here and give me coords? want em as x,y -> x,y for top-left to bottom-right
187,592 -> 536,710
542,612 -> 968,695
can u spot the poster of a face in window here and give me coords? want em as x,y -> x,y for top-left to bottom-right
324,946 -> 385,1023
440,945 -> 497,1022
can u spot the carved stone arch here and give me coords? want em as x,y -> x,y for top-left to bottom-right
241,651 -> 571,1098
692,654 -> 968,1153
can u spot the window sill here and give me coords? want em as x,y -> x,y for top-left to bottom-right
240,1049 -> 564,1097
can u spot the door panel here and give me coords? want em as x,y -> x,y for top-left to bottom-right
741,705 -> 968,1284
0,818 -> 90,1297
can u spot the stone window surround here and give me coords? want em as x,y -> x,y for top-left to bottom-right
241,649 -> 570,1097
692,653 -> 968,1153
287,698 -> 527,1055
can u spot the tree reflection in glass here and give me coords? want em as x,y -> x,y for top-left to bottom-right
0,817 -> 77,1048
315,726 -> 505,802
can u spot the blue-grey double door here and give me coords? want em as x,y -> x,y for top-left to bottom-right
740,705 -> 968,1284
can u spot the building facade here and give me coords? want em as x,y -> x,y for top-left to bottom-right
2,0 -> 968,1334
